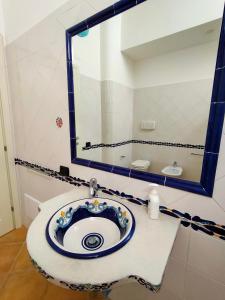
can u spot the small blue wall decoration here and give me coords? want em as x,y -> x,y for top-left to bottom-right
78,29 -> 89,37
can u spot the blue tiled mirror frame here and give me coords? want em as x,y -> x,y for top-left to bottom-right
66,0 -> 225,197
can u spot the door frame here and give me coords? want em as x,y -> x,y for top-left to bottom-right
0,34 -> 21,228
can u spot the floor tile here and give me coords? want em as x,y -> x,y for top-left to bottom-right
0,269 -> 47,300
0,273 -> 8,289
43,282 -> 89,300
170,226 -> 190,265
0,243 -> 22,273
0,227 -> 27,244
12,244 -> 33,273
89,292 -> 105,300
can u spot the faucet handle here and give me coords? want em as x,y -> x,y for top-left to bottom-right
173,161 -> 178,167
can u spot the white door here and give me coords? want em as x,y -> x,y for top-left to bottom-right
0,101 -> 14,236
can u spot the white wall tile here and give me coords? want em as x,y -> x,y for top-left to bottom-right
163,258 -> 186,299
110,282 -> 182,300
169,193 -> 225,224
187,230 -> 225,285
86,0 -> 115,12
215,133 -> 225,180
184,266 -> 225,300
213,175 -> 225,212
170,226 -> 190,264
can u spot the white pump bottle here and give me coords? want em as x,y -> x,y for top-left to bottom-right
148,183 -> 160,219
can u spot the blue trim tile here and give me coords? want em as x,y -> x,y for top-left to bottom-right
130,169 -> 165,185
165,177 -> 208,196
204,102 -> 225,153
70,139 -> 76,161
200,152 -> 218,196
86,6 -> 115,29
112,166 -> 130,177
66,32 -> 72,62
69,112 -> 76,138
114,0 -> 137,14
216,6 -> 225,69
211,68 -> 225,102
66,21 -> 88,36
89,161 -> 113,173
73,158 -> 90,167
68,92 -> 75,112
66,61 -> 74,93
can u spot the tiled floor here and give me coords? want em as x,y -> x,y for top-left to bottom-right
0,227 -> 104,300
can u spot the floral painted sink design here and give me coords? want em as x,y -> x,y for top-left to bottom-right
46,198 -> 135,259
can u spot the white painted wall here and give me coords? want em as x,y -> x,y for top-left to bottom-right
122,0 -> 224,51
134,41 -> 218,89
1,0 -> 70,43
72,27 -> 102,161
0,0 -> 5,36
72,26 -> 101,80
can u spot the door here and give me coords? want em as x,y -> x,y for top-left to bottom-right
0,99 -> 14,236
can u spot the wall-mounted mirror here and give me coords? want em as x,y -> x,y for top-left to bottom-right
67,0 -> 225,196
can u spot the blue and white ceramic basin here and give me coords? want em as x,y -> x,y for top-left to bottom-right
46,198 -> 135,259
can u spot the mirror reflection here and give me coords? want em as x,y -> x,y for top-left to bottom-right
72,0 -> 223,182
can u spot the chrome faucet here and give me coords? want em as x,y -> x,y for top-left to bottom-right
173,161 -> 178,167
89,178 -> 98,198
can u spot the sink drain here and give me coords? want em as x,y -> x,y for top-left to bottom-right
81,233 -> 104,251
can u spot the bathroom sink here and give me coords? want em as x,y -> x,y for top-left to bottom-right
46,198 -> 135,259
161,166 -> 183,177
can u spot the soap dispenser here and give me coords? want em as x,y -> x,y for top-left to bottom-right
148,183 -> 160,219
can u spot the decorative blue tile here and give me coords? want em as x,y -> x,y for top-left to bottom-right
89,161 -> 113,173
65,33 -> 72,62
130,169 -> 165,185
69,112 -> 76,138
70,139 -> 76,161
204,102 -> 225,153
66,61 -> 74,93
191,223 -> 214,236
165,177 -> 208,196
200,152 -> 218,197
66,21 -> 88,36
216,12 -> 225,69
86,6 -> 115,29
68,92 -> 74,112
211,68 -> 225,102
73,158 -> 90,167
114,0 -> 137,14
112,166 -> 130,177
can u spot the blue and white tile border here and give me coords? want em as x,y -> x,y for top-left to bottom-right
15,159 -> 225,241
82,140 -> 205,150
30,257 -> 159,293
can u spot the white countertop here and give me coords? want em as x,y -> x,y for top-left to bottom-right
27,187 -> 180,290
